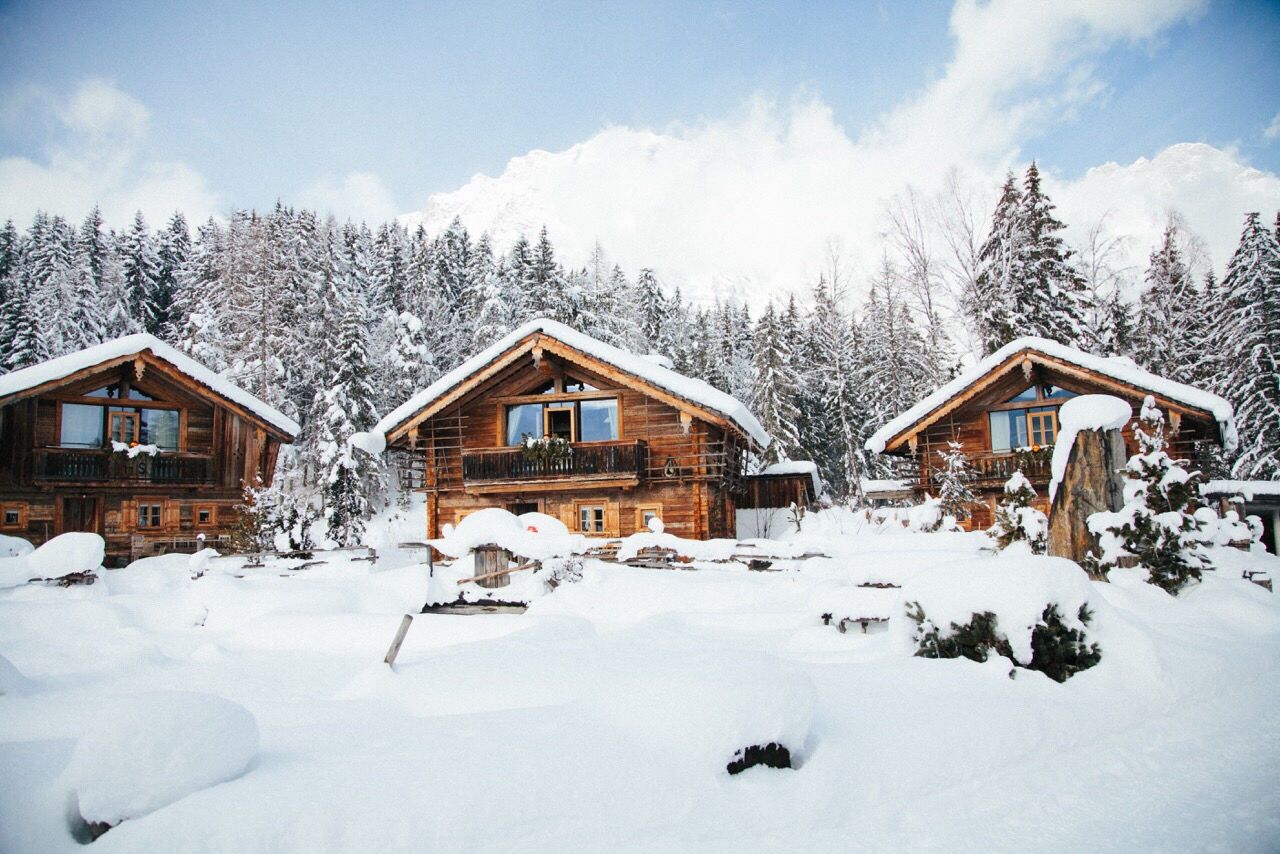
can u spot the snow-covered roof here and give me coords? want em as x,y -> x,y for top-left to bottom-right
757,460 -> 821,494
862,478 -> 912,494
1201,480 -> 1280,501
374,318 -> 769,446
865,337 -> 1236,455
0,334 -> 299,438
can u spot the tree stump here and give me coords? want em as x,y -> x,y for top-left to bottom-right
474,544 -> 512,589
1047,427 -> 1126,575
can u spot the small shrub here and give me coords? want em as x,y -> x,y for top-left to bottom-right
906,601 -> 1013,664
1027,604 -> 1101,683
726,742 -> 792,775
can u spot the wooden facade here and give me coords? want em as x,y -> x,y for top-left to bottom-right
382,329 -> 761,540
872,347 -> 1228,530
0,347 -> 294,564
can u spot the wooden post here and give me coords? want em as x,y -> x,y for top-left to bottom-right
1047,427 -> 1127,575
384,614 -> 414,666
474,544 -> 512,589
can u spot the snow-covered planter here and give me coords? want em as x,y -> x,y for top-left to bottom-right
521,434 -> 573,465
897,556 -> 1102,682
65,691 -> 259,838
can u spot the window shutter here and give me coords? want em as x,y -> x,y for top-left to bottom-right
122,501 -> 137,529
605,502 -> 620,537
164,501 -> 180,529
559,503 -> 577,532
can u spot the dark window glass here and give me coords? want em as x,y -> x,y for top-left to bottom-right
506,403 -> 542,445
138,504 -> 162,528
545,407 -> 573,441
579,505 -> 605,533
140,409 -> 179,449
579,398 -> 618,441
60,404 -> 104,447
3,509 -> 18,526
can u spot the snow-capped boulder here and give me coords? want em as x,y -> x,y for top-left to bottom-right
66,691 -> 259,829
0,532 -> 104,589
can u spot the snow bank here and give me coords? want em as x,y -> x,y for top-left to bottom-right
0,333 -> 298,436
432,507 -> 587,560
373,318 -> 769,447
895,555 -> 1099,665
1201,480 -> 1280,501
1049,395 -> 1132,501
0,652 -> 35,695
0,532 -> 104,588
0,533 -> 34,557
65,691 -> 259,827
866,337 -> 1233,454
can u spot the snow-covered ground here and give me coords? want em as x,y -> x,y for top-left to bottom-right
2,509 -> 1279,852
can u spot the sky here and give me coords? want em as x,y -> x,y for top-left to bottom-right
0,0 -> 1278,300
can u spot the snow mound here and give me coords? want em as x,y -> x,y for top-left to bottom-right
434,507 -> 586,561
518,511 -> 568,536
1050,395 -> 1132,501
66,691 -> 259,827
0,652 -> 35,696
0,533 -> 33,557
0,532 -> 104,588
895,555 -> 1099,665
347,430 -> 386,456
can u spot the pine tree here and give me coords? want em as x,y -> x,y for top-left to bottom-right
750,302 -> 801,465
1088,397 -> 1209,593
988,471 -> 1047,553
1216,212 -> 1280,479
1016,162 -> 1089,346
151,212 -> 191,337
933,441 -> 976,522
120,211 -> 160,332
967,173 -> 1023,354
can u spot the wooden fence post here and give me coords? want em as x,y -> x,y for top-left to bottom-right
384,614 -> 414,667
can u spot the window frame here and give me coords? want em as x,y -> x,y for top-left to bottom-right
576,503 -> 606,534
635,503 -> 662,532
137,501 -> 164,529
501,393 -> 620,447
987,383 -> 1078,453
195,504 -> 217,528
0,503 -> 25,529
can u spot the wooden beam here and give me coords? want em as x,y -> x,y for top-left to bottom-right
464,475 -> 640,495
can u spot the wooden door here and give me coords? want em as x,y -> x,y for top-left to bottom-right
60,497 -> 99,534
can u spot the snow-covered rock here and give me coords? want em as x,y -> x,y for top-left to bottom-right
1049,394 -> 1132,500
65,691 -> 259,827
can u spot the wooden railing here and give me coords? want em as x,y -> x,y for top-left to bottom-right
462,440 -> 645,483
34,448 -> 214,484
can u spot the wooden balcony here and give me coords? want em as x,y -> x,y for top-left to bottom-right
918,449 -> 1053,490
33,448 -> 214,485
461,440 -> 645,493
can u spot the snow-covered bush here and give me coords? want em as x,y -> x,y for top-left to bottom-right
1087,397 -> 1209,594
907,495 -> 959,533
521,434 -> 573,465
65,691 -> 259,836
933,440 -> 976,522
543,555 -> 583,590
898,557 -> 1102,682
988,471 -> 1047,553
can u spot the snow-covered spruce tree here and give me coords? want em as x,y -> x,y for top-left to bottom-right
933,441 -> 976,523
749,302 -> 801,466
966,172 -> 1023,354
4,283 -> 48,370
859,259 -> 937,448
988,471 -> 1047,553
119,211 -> 160,334
1134,220 -> 1203,379
151,212 -> 191,338
633,267 -> 667,354
1015,162 -> 1089,347
1087,397 -> 1209,594
173,218 -> 230,373
1216,212 -> 1280,479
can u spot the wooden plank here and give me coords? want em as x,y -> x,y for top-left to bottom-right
457,560 -> 538,586
384,614 -> 414,666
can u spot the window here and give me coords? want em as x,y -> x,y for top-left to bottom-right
140,409 -> 180,449
1,505 -> 23,528
60,403 -> 104,447
195,505 -> 215,527
579,398 -> 619,442
506,403 -> 542,445
110,410 -> 139,444
1005,386 -> 1038,403
564,377 -> 597,393
1028,406 -> 1057,447
578,504 -> 605,533
1042,385 -> 1077,400
137,503 -> 162,528
636,504 -> 662,531
989,409 -> 1030,452
86,384 -> 153,400
505,397 -> 620,445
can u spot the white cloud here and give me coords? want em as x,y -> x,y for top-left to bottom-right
299,171 -> 399,224
0,78 -> 220,226
405,0 -> 1262,306
1265,112 -> 1280,142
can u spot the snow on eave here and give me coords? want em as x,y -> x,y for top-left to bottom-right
373,318 -> 770,447
0,334 -> 299,438
1201,480 -> 1280,501
864,337 -> 1235,455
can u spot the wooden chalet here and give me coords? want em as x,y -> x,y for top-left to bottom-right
0,334 -> 299,564
865,337 -> 1235,529
372,319 -> 774,540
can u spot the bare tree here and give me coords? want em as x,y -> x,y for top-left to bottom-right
931,168 -> 990,360
883,186 -> 955,381
1075,212 -> 1133,355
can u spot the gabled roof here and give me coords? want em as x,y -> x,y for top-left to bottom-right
0,334 -> 299,439
373,318 -> 769,447
865,337 -> 1235,455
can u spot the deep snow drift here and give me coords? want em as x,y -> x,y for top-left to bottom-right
1,512 -> 1278,852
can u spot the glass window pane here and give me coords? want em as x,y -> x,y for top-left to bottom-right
579,398 -> 618,442
1043,385 -> 1076,399
1005,386 -> 1037,403
989,410 -> 1030,451
564,377 -> 597,392
506,404 -> 542,445
989,411 -> 1011,451
140,409 -> 179,449
60,404 -> 104,447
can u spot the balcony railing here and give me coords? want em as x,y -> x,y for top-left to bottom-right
462,440 -> 645,484
34,448 -> 214,484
